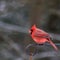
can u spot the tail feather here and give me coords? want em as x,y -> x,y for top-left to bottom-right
48,39 -> 58,51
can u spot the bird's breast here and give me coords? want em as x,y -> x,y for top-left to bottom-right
32,36 -> 48,44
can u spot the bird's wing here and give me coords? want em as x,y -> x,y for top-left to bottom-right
34,30 -> 49,38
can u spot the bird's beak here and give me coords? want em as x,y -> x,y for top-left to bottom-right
29,30 -> 31,34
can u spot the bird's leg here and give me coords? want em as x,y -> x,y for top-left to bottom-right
36,43 -> 45,48
38,44 -> 44,45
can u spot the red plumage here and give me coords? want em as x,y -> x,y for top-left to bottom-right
29,25 -> 58,51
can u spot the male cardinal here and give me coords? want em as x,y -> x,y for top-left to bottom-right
29,25 -> 58,51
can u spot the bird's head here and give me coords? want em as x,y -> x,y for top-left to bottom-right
29,24 -> 36,34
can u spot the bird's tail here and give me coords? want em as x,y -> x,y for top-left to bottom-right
48,39 -> 58,51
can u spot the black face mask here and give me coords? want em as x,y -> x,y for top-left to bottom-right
30,29 -> 33,34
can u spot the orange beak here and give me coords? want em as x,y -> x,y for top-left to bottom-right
29,30 -> 31,34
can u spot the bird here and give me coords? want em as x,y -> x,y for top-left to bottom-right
29,24 -> 58,51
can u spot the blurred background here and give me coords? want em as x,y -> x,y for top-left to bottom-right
0,0 -> 60,60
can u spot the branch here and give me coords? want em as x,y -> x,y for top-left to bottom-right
0,21 -> 28,34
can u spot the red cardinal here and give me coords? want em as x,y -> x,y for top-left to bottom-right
29,25 -> 58,51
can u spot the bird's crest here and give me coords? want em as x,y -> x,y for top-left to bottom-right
31,24 -> 36,30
